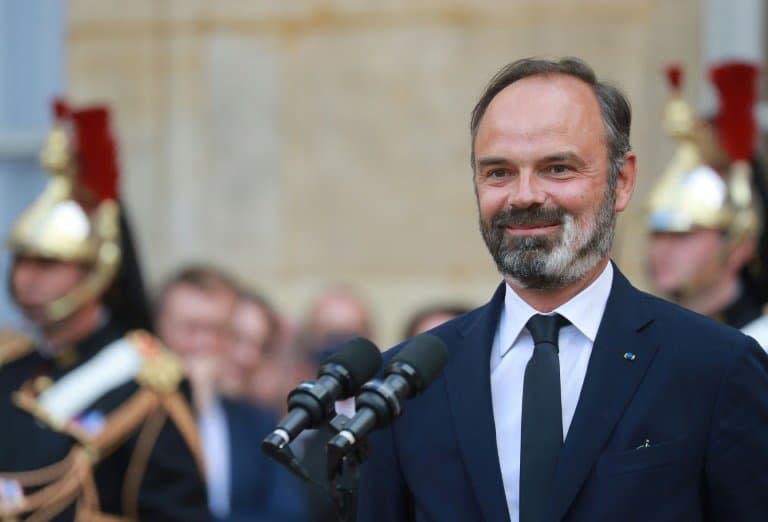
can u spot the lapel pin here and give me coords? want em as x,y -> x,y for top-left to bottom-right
635,438 -> 651,449
623,352 -> 637,361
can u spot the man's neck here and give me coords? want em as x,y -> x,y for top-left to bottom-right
506,257 -> 610,313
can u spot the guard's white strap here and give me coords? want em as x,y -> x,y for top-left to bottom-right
37,337 -> 142,425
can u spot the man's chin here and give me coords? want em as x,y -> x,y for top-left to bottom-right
503,271 -> 569,290
498,250 -> 596,291
16,304 -> 59,327
497,255 -> 562,289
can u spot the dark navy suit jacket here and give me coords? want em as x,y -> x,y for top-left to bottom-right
217,399 -> 308,522
357,267 -> 768,521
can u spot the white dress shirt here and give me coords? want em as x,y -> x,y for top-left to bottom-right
198,399 -> 231,519
491,262 -> 613,522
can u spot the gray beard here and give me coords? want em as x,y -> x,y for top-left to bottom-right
479,190 -> 616,289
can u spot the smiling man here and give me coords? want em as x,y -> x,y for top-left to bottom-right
356,57 -> 768,522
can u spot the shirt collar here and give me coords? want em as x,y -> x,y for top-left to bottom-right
498,262 -> 614,359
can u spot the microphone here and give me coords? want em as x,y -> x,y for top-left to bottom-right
326,333 -> 449,473
262,337 -> 382,455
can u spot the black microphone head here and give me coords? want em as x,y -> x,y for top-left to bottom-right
388,333 -> 449,391
321,337 -> 382,393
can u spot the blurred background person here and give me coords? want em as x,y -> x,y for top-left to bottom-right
250,334 -> 304,415
296,284 -> 376,418
300,284 -> 375,362
156,266 -> 308,522
227,289 -> 301,415
156,266 -> 239,412
0,101 -> 207,520
402,304 -> 470,339
281,284 -> 377,522
647,62 -> 768,348
222,289 -> 280,401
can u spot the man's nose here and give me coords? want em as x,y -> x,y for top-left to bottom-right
191,328 -> 217,353
508,171 -> 546,208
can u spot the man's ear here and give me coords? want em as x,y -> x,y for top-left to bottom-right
614,152 -> 637,213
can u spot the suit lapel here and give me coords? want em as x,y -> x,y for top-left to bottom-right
444,283 -> 511,522
546,267 -> 659,521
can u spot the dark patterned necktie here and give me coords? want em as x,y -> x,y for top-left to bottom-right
519,313 -> 570,522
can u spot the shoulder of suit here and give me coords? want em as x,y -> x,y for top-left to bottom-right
637,291 -> 764,376
0,328 -> 34,367
33,330 -> 185,427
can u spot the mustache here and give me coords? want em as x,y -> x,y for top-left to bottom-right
490,206 -> 566,228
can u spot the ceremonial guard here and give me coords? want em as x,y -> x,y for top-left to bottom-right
0,101 -> 208,520
647,63 -> 768,348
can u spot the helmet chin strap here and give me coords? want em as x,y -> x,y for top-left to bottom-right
43,201 -> 122,324
21,302 -> 108,357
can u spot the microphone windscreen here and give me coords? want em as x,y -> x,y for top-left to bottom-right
323,337 -> 382,391
391,333 -> 449,389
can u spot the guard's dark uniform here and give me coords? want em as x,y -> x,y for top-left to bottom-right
0,322 -> 209,521
717,289 -> 765,329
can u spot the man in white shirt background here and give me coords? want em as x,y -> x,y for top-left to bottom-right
156,265 -> 308,522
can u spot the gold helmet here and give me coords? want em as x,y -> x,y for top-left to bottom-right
648,63 -> 761,242
8,101 -> 122,322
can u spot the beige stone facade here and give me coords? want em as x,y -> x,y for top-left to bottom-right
68,0 -> 703,346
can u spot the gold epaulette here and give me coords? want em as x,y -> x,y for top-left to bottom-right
128,331 -> 185,393
0,328 -> 34,368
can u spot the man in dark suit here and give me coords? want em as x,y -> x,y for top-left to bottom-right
156,266 -> 308,521
357,57 -> 768,521
217,397 -> 308,522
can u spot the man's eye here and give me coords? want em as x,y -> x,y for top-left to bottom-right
547,165 -> 570,175
488,169 -> 508,178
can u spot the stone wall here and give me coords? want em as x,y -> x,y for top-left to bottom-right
68,0 -> 703,346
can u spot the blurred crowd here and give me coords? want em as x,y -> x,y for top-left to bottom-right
136,264 -> 472,520
153,266 -> 468,417
152,265 -> 468,520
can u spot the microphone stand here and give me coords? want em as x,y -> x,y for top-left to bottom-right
326,414 -> 370,522
263,415 -> 368,522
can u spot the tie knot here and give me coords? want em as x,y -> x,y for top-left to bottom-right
526,313 -> 570,347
